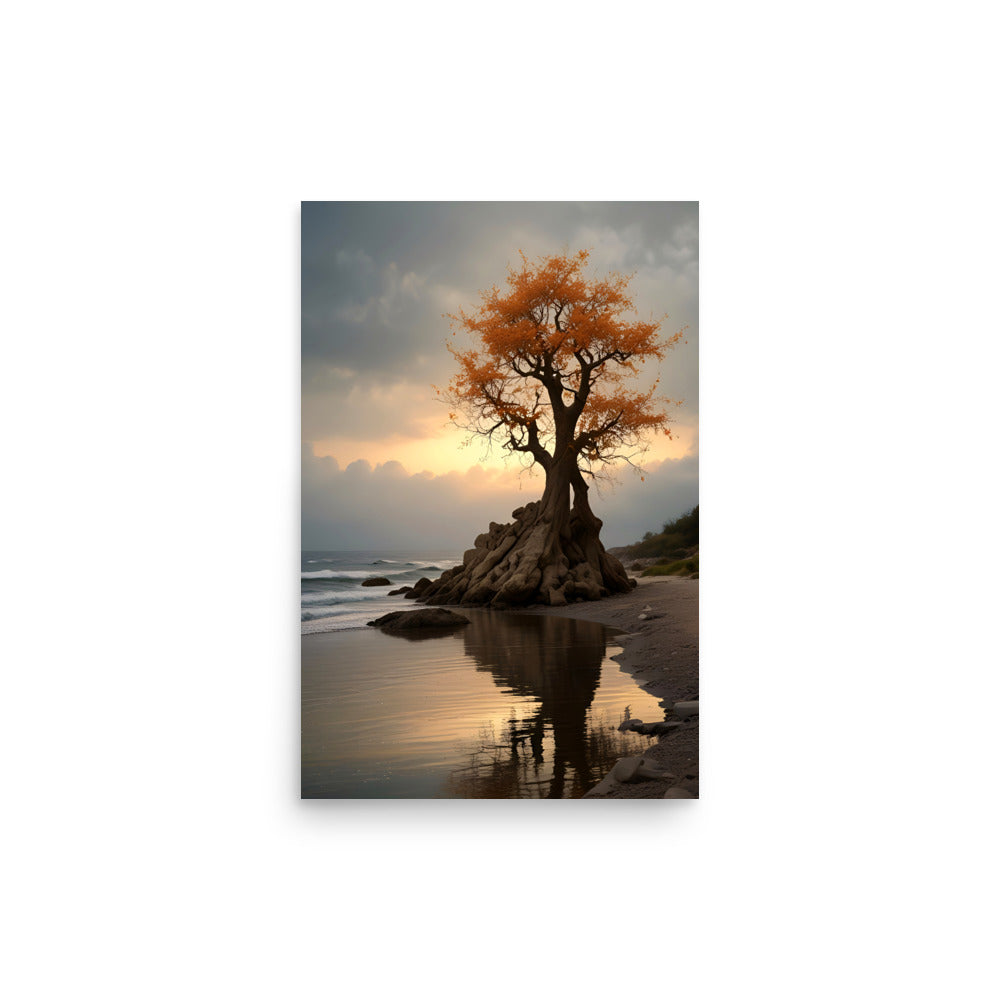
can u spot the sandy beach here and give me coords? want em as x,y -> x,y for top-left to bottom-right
522,576 -> 699,798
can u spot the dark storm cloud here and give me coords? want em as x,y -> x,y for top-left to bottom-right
301,202 -> 699,406
301,201 -> 699,553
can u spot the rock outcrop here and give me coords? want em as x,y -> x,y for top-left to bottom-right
366,609 -> 471,632
404,578 -> 433,599
406,499 -> 635,609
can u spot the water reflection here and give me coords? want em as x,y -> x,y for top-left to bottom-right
302,611 -> 667,799
445,612 -> 663,798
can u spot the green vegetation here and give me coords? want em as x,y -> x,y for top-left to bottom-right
624,505 -> 698,560
642,554 -> 699,577
617,506 -> 699,578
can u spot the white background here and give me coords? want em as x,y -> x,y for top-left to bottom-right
3,3 -> 998,997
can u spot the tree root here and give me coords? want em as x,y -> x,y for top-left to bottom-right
409,500 -> 636,609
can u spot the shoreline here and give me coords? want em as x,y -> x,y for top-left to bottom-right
518,576 -> 699,798
302,574 -> 698,799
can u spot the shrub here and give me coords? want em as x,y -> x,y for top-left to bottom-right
642,554 -> 699,577
622,505 -> 698,560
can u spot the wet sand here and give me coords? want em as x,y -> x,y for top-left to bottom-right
520,576 -> 699,798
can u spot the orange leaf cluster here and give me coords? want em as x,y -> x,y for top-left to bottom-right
442,249 -> 684,477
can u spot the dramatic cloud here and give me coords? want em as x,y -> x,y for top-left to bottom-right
302,444 -> 698,552
302,444 -> 531,550
302,254 -> 439,378
588,453 -> 700,549
302,202 -> 698,396
301,369 -> 445,444
301,202 -> 699,548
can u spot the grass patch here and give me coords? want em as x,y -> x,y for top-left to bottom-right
623,506 -> 698,560
642,554 -> 699,577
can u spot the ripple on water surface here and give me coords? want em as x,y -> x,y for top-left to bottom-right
301,608 -> 666,799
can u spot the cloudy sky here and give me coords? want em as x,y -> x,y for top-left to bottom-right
302,202 -> 699,551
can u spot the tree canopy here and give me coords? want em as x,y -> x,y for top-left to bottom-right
412,249 -> 686,609
441,248 -> 685,480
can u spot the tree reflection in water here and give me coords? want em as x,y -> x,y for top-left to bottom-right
445,612 -> 661,798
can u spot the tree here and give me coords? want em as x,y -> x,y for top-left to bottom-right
412,249 -> 685,609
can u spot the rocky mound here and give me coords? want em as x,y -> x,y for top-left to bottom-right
366,609 -> 471,632
405,500 -> 634,609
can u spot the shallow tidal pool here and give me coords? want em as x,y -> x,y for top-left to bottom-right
301,609 -> 666,799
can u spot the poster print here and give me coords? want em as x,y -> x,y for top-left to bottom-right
302,202 -> 698,799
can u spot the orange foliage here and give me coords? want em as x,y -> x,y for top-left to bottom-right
441,250 -> 684,479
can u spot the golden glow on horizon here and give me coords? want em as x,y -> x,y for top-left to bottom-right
309,418 -> 696,478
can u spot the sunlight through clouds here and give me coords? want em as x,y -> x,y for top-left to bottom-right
301,202 -> 698,549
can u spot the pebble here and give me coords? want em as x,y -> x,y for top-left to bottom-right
672,700 -> 699,718
663,788 -> 695,799
611,757 -> 642,782
610,756 -> 677,783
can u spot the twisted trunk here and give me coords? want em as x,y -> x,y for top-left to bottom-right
410,450 -> 634,609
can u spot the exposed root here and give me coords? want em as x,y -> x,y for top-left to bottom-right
409,500 -> 636,609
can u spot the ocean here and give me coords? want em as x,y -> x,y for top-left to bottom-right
301,549 -> 463,633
